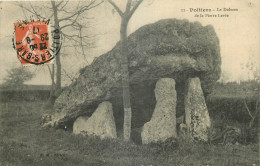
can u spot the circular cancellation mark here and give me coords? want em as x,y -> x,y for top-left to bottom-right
13,19 -> 62,65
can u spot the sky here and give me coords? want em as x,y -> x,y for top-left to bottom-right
0,0 -> 259,85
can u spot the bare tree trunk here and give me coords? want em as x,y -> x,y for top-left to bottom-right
55,50 -> 62,97
108,0 -> 143,141
47,63 -> 56,104
120,19 -> 132,141
51,64 -> 55,96
52,1 -> 62,97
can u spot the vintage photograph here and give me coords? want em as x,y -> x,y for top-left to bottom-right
0,0 -> 259,165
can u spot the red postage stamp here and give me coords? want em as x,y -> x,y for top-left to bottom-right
14,20 -> 54,65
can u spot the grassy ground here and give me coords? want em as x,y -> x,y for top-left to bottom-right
0,101 -> 259,166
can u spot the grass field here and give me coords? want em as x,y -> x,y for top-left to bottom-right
0,100 -> 259,166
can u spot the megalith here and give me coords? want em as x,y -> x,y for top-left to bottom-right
141,78 -> 177,144
73,116 -> 89,135
42,19 -> 221,131
73,101 -> 117,139
184,77 -> 211,141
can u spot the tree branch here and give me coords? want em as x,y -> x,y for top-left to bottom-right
62,68 -> 74,82
18,3 -> 44,20
60,23 -> 74,30
244,100 -> 253,119
125,0 -> 132,13
56,0 -> 64,8
108,0 -> 123,17
62,31 -> 93,41
60,14 -> 80,30
60,20 -> 95,30
59,0 -> 102,22
47,13 -> 54,20
127,0 -> 143,20
79,26 -> 89,62
61,31 -> 83,44
29,2 -> 45,20
58,0 -> 69,11
47,65 -> 52,77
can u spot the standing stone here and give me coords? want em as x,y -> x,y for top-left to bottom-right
141,78 -> 177,144
73,116 -> 89,135
185,77 -> 211,141
73,101 -> 117,139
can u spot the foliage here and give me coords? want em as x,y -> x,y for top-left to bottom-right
2,67 -> 35,88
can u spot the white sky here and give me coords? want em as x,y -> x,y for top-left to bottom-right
0,0 -> 260,85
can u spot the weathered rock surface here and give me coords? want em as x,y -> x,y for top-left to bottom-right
73,101 -> 117,139
43,19 -> 221,129
73,116 -> 89,135
185,77 -> 211,141
141,78 -> 177,144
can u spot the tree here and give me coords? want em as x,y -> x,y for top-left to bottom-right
18,0 -> 103,101
108,0 -> 143,141
241,56 -> 260,129
3,66 -> 35,88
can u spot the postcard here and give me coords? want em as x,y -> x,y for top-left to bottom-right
0,0 -> 259,165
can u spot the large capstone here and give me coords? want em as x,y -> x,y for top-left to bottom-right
73,101 -> 117,139
43,19 -> 221,131
141,78 -> 177,144
185,77 -> 211,141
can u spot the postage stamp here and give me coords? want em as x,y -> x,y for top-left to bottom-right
13,19 -> 61,65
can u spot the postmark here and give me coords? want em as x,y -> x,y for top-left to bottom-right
13,19 -> 62,65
